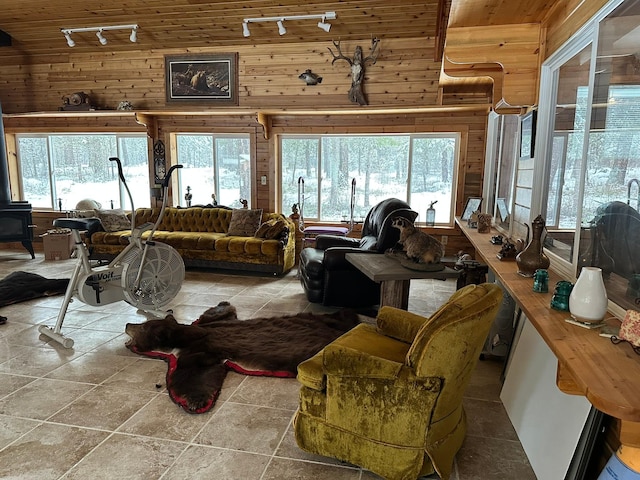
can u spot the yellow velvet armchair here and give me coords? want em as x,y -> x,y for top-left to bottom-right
294,283 -> 503,480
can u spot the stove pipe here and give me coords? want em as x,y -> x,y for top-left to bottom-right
0,102 -> 12,204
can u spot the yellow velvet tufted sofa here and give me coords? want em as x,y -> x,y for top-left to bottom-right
294,283 -> 503,480
87,207 -> 296,274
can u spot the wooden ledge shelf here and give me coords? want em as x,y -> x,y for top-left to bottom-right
456,218 -> 640,446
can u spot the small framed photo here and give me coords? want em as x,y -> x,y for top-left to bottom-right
519,110 -> 537,159
165,53 -> 238,105
496,198 -> 509,223
461,197 -> 482,220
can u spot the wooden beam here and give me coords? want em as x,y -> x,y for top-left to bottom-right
442,23 -> 542,108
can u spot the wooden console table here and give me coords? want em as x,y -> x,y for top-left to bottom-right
456,218 -> 640,472
345,253 -> 460,309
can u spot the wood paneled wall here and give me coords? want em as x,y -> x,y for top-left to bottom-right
0,35 -> 486,257
0,38 -> 441,113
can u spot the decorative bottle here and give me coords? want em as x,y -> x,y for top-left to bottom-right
569,267 -> 608,325
426,200 -> 437,226
516,214 -> 550,277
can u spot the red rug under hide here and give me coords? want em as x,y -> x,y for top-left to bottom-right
129,345 -> 297,414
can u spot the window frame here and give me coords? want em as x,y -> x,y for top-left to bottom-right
15,132 -> 149,211
535,0 -> 638,316
278,132 -> 461,226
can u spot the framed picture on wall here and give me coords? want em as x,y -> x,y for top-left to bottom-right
519,110 -> 537,159
461,197 -> 482,220
165,53 -> 238,105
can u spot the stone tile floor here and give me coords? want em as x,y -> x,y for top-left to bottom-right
0,249 -> 536,479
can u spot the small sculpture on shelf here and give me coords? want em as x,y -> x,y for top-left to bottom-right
117,100 -> 134,111
550,280 -> 573,311
477,213 -> 492,233
496,239 -> 518,260
533,269 -> 549,293
467,210 -> 480,228
184,186 -> 192,207
515,215 -> 550,277
60,92 -> 94,111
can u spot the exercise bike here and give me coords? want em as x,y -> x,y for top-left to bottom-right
39,157 -> 185,348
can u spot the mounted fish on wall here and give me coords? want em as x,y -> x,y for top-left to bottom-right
299,69 -> 322,85
328,37 -> 380,106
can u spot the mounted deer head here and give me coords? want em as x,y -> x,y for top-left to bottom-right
328,37 -> 380,106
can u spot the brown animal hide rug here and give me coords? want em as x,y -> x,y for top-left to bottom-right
0,271 -> 69,308
125,301 -> 361,414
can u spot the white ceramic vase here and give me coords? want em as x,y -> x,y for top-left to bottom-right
569,267 -> 608,324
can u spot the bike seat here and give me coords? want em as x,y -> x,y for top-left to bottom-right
54,218 -> 102,232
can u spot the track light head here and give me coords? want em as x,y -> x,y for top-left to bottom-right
277,20 -> 286,35
317,20 -> 331,32
242,22 -> 250,37
63,31 -> 75,47
96,29 -> 107,45
129,27 -> 137,43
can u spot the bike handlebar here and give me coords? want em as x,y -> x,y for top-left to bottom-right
163,164 -> 183,188
109,157 -> 126,184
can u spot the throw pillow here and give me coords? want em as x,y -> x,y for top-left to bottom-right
75,209 -> 97,218
255,217 -> 287,239
227,208 -> 263,237
96,209 -> 131,232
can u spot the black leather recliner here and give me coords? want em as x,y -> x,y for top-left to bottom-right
299,198 -> 418,307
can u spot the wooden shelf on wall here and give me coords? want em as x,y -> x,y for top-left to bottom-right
3,104 -> 492,139
457,218 -> 640,446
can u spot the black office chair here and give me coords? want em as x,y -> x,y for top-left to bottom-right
298,198 -> 418,307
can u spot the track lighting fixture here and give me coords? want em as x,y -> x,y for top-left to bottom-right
242,11 -> 336,37
96,30 -> 107,45
60,24 -> 139,47
277,20 -> 287,36
63,31 -> 75,47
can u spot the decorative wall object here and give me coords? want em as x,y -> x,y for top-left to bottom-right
328,38 -> 380,105
299,69 -> 322,85
153,139 -> 166,185
165,53 -> 238,104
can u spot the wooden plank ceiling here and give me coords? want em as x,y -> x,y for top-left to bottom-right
0,0 -> 443,57
0,0 -> 558,58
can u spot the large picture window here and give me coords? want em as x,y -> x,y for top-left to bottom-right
538,0 -> 640,313
174,134 -> 251,208
17,133 -> 149,210
280,134 -> 460,225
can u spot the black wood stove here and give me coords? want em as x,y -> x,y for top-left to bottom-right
0,103 -> 34,258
